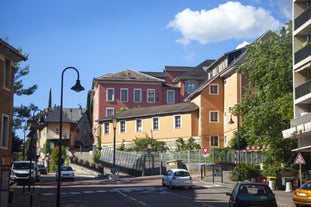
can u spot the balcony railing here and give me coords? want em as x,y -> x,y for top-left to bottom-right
295,79 -> 311,99
295,6 -> 311,30
295,42 -> 311,65
291,112 -> 311,127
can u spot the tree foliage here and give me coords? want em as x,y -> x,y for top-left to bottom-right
175,137 -> 201,151
126,133 -> 169,152
232,21 -> 296,166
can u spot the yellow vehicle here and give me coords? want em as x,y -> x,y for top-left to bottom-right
293,180 -> 311,207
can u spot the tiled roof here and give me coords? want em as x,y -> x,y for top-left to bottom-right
0,39 -> 27,62
99,102 -> 198,121
94,69 -> 164,83
164,66 -> 195,72
44,107 -> 86,123
141,71 -> 166,80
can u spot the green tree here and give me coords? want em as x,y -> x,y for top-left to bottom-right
235,21 -> 296,166
50,146 -> 66,172
127,133 -> 168,152
176,137 -> 201,151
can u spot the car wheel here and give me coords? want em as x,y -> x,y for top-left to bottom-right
169,182 -> 174,190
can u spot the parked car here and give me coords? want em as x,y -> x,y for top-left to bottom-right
162,168 -> 192,189
56,166 -> 75,180
293,180 -> 311,207
38,164 -> 47,175
10,160 -> 40,184
226,183 -> 277,207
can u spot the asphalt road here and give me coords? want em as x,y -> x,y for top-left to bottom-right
8,174 -> 295,207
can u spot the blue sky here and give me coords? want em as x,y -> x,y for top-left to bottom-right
1,0 -> 291,137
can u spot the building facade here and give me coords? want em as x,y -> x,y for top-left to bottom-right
0,39 -> 26,207
282,0 -> 311,152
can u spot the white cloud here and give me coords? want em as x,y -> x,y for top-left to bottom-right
167,1 -> 280,45
236,41 -> 249,49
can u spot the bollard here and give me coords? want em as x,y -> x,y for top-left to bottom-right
269,180 -> 274,190
285,182 -> 292,192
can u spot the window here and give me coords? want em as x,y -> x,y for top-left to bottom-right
106,88 -> 115,102
185,80 -> 198,94
104,123 -> 109,134
136,119 -> 142,132
134,89 -> 142,102
1,115 -> 9,148
210,84 -> 219,94
210,111 -> 219,122
120,120 -> 126,133
4,59 -> 11,90
174,115 -> 181,128
211,136 -> 219,147
55,128 -> 60,135
106,108 -> 114,117
147,89 -> 155,103
152,117 -> 159,130
120,88 -> 128,102
167,90 -> 175,104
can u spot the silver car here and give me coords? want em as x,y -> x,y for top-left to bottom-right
56,166 -> 75,181
162,168 -> 192,189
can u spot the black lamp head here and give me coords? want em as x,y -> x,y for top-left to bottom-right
71,79 -> 85,92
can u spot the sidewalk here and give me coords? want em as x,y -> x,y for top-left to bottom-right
195,174 -> 295,207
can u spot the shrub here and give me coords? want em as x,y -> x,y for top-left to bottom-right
230,163 -> 261,181
83,160 -> 90,167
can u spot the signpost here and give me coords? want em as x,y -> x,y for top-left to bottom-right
294,152 -> 306,186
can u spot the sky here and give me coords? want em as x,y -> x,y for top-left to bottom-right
1,0 -> 291,137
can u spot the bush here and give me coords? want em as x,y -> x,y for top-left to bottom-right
83,160 -> 90,167
230,163 -> 261,181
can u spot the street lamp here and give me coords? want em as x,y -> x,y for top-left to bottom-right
228,113 -> 240,181
27,109 -> 45,207
112,118 -> 117,168
57,67 -> 84,207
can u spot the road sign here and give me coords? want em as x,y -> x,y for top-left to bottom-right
202,147 -> 209,154
294,152 -> 306,165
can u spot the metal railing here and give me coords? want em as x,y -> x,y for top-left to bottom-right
100,147 -> 266,172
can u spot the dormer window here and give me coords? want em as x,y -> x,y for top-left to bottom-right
185,80 -> 198,94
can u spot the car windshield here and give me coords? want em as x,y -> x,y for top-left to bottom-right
300,182 -> 311,190
13,163 -> 34,170
174,171 -> 190,177
238,184 -> 273,196
61,166 -> 73,171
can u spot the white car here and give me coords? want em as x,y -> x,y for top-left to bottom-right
162,168 -> 192,189
56,166 -> 75,180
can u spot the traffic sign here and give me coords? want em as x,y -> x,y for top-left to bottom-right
202,147 -> 209,154
294,152 -> 306,165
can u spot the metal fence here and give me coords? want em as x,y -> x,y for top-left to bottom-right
100,147 -> 266,172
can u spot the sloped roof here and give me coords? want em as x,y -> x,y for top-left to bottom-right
164,66 -> 195,72
99,102 -> 198,122
94,69 -> 164,83
141,71 -> 166,80
44,107 -> 86,123
0,39 -> 27,62
184,48 -> 246,102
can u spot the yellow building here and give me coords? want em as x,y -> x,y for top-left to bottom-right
98,102 -> 199,150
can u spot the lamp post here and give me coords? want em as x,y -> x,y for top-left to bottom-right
112,118 -> 117,168
228,113 -> 240,181
57,67 -> 84,207
27,109 -> 45,207
23,124 -> 27,160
